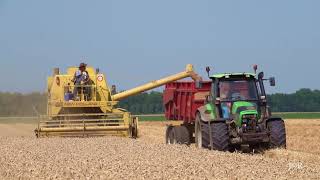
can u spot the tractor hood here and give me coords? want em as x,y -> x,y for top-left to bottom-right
231,101 -> 258,127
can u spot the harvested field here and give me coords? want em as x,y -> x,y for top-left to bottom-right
0,120 -> 319,179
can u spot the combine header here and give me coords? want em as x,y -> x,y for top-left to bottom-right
35,64 -> 200,138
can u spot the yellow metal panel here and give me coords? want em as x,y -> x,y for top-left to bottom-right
41,64 -> 199,138
112,64 -> 199,101
39,126 -> 129,132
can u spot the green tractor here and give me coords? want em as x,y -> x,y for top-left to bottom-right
195,66 -> 286,151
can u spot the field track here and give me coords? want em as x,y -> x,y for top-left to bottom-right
0,120 -> 319,179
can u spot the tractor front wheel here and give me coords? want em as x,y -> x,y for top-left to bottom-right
195,113 -> 230,151
210,122 -> 230,151
267,119 -> 286,148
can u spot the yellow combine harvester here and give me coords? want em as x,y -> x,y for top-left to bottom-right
34,64 -> 200,138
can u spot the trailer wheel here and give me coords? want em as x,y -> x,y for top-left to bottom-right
166,126 -> 190,145
195,113 -> 209,148
267,119 -> 286,149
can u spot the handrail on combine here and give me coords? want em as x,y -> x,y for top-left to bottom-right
63,84 -> 98,101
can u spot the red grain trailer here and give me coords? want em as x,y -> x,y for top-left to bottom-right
163,81 -> 211,123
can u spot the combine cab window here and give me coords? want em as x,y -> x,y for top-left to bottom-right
219,80 -> 258,101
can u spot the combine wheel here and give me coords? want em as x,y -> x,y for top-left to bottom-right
130,117 -> 138,138
267,119 -> 286,148
165,126 -> 190,145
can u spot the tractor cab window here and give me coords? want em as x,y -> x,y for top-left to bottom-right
219,80 -> 258,101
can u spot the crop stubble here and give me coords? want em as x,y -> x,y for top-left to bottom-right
0,120 -> 319,179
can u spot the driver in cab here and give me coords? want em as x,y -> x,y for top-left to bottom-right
220,82 -> 232,118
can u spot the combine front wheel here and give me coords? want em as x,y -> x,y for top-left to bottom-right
130,117 -> 138,138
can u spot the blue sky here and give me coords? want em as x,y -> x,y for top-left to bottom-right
0,0 -> 319,93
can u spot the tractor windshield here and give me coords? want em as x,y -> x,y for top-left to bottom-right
219,79 -> 258,101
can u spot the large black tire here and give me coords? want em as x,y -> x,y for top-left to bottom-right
195,113 -> 209,148
166,126 -> 190,145
165,126 -> 174,144
267,119 -> 286,148
210,123 -> 230,151
195,114 -> 229,151
130,117 -> 138,139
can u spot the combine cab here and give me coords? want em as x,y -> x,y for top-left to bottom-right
35,64 -> 200,138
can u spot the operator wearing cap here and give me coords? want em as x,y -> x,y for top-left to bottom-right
73,63 -> 89,84
72,63 -> 90,100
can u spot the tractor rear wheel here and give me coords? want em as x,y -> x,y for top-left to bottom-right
267,119 -> 286,148
166,126 -> 190,145
195,113 -> 209,149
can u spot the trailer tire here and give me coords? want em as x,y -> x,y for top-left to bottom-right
166,126 -> 190,145
176,126 -> 191,145
165,126 -> 174,144
210,122 -> 230,151
267,119 -> 286,149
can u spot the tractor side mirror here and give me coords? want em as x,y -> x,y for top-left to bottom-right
206,66 -> 211,77
195,80 -> 202,89
269,77 -> 276,86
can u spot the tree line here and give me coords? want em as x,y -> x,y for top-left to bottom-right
0,92 -> 47,116
267,88 -> 320,112
0,88 -> 319,116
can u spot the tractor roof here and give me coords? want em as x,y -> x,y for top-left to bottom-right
210,73 -> 256,79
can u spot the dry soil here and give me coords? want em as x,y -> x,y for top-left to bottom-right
0,120 -> 319,180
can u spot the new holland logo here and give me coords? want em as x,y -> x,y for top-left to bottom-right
63,102 -> 99,106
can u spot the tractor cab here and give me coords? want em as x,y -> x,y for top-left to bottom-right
207,70 -> 275,121
217,75 -> 258,102
210,73 -> 259,119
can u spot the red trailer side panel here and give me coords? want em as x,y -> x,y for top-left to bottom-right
163,81 -> 211,124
